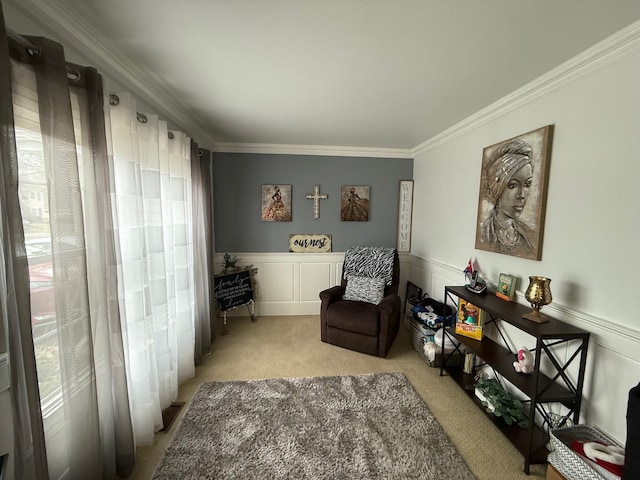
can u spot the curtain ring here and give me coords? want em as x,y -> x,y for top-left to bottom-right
137,113 -> 148,124
26,45 -> 41,57
66,66 -> 81,81
168,131 -> 174,139
109,94 -> 120,106
198,149 -> 203,157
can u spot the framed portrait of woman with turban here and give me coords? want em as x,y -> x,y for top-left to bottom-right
474,125 -> 553,261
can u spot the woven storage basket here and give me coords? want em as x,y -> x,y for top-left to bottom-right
550,425 -> 623,480
548,451 -> 582,480
548,451 -> 575,480
409,317 -> 436,351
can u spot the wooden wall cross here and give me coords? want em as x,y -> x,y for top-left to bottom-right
305,185 -> 328,219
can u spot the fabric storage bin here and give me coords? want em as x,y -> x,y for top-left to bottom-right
410,296 -> 456,329
550,425 -> 624,480
409,317 -> 436,351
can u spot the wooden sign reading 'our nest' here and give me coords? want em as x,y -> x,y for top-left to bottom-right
288,234 -> 332,253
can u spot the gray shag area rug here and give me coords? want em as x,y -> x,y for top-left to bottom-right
151,372 -> 475,479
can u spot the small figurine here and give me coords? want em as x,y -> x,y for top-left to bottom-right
513,347 -> 534,374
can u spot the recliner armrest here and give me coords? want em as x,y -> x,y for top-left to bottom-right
378,293 -> 400,314
319,285 -> 345,304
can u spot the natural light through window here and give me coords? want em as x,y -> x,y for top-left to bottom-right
14,126 -> 61,410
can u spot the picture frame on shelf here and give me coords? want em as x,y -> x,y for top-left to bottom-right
456,298 -> 484,340
496,273 -> 517,301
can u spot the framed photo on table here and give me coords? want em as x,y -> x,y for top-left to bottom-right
496,273 -> 517,301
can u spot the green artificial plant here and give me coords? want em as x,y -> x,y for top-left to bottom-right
222,253 -> 240,273
474,376 -> 529,428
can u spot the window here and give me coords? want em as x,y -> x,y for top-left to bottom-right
15,126 -> 60,406
12,63 -> 61,410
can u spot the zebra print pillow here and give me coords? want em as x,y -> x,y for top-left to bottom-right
342,246 -> 395,286
342,275 -> 385,305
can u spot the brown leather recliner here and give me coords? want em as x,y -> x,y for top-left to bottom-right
319,248 -> 401,358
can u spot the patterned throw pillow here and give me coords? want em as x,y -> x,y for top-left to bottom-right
342,246 -> 395,286
342,276 -> 386,305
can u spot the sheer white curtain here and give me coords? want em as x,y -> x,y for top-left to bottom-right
107,91 -> 195,445
6,30 -> 134,479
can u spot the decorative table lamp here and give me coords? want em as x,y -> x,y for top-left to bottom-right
522,276 -> 552,323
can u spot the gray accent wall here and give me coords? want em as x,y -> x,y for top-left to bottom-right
212,153 -> 413,252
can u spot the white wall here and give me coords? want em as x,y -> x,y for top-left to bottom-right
410,24 -> 640,443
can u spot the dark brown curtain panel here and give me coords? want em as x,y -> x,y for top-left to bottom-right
191,143 -> 214,363
0,4 -> 48,479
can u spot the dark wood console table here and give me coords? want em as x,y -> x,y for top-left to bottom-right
440,285 -> 590,474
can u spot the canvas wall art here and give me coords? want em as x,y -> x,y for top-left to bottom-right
474,125 -> 553,261
340,185 -> 370,221
261,184 -> 292,222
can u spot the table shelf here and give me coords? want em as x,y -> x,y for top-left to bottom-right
440,286 -> 590,474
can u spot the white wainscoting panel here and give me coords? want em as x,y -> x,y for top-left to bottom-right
300,263 -> 332,302
215,252 -> 345,316
216,252 -> 414,316
257,262 -> 295,302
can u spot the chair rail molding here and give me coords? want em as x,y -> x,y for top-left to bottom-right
215,251 -> 640,362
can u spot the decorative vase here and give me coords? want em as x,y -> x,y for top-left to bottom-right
522,276 -> 552,323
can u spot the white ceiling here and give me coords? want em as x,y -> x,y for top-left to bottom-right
7,0 -> 640,152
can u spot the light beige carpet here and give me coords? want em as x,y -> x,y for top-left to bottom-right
125,315 -> 547,480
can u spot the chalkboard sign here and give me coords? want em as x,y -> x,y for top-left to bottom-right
214,269 -> 255,312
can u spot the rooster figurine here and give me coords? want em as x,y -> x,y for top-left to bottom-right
513,347 -> 535,374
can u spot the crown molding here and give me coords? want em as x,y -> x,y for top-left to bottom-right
6,0 -> 219,150
10,1 -> 639,159
412,19 -> 640,157
7,0 -> 411,158
212,142 -> 413,159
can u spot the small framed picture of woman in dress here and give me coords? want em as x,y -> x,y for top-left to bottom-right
474,125 -> 553,261
261,184 -> 292,222
341,185 -> 370,221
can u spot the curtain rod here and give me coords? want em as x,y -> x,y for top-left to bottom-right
5,29 -> 84,81
6,27 -> 41,56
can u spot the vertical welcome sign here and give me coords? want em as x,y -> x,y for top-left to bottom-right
397,180 -> 413,253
